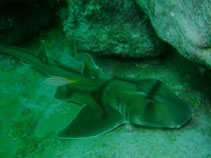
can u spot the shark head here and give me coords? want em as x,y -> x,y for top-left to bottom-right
102,78 -> 192,129
120,79 -> 192,128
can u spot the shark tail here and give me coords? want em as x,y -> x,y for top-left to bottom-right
57,106 -> 124,139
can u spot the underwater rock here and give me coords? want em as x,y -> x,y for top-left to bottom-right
62,0 -> 165,58
0,0 -> 64,44
135,0 -> 211,67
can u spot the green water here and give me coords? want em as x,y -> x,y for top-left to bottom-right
0,29 -> 210,158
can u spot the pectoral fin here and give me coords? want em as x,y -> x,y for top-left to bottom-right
57,106 -> 123,139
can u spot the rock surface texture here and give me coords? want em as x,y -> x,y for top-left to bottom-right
135,0 -> 211,67
63,0 -> 165,58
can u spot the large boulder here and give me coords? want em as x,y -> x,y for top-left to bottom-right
135,0 -> 211,67
62,0 -> 165,58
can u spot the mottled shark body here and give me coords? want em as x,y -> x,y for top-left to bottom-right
0,44 -> 192,139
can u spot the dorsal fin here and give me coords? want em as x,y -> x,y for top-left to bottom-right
36,43 -> 49,62
36,42 -> 55,64
81,53 -> 107,79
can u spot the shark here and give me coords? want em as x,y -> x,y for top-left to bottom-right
0,44 -> 192,139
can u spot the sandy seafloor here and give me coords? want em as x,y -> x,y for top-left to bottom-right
0,30 -> 211,158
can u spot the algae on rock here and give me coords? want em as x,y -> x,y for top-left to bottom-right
62,0 -> 165,58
